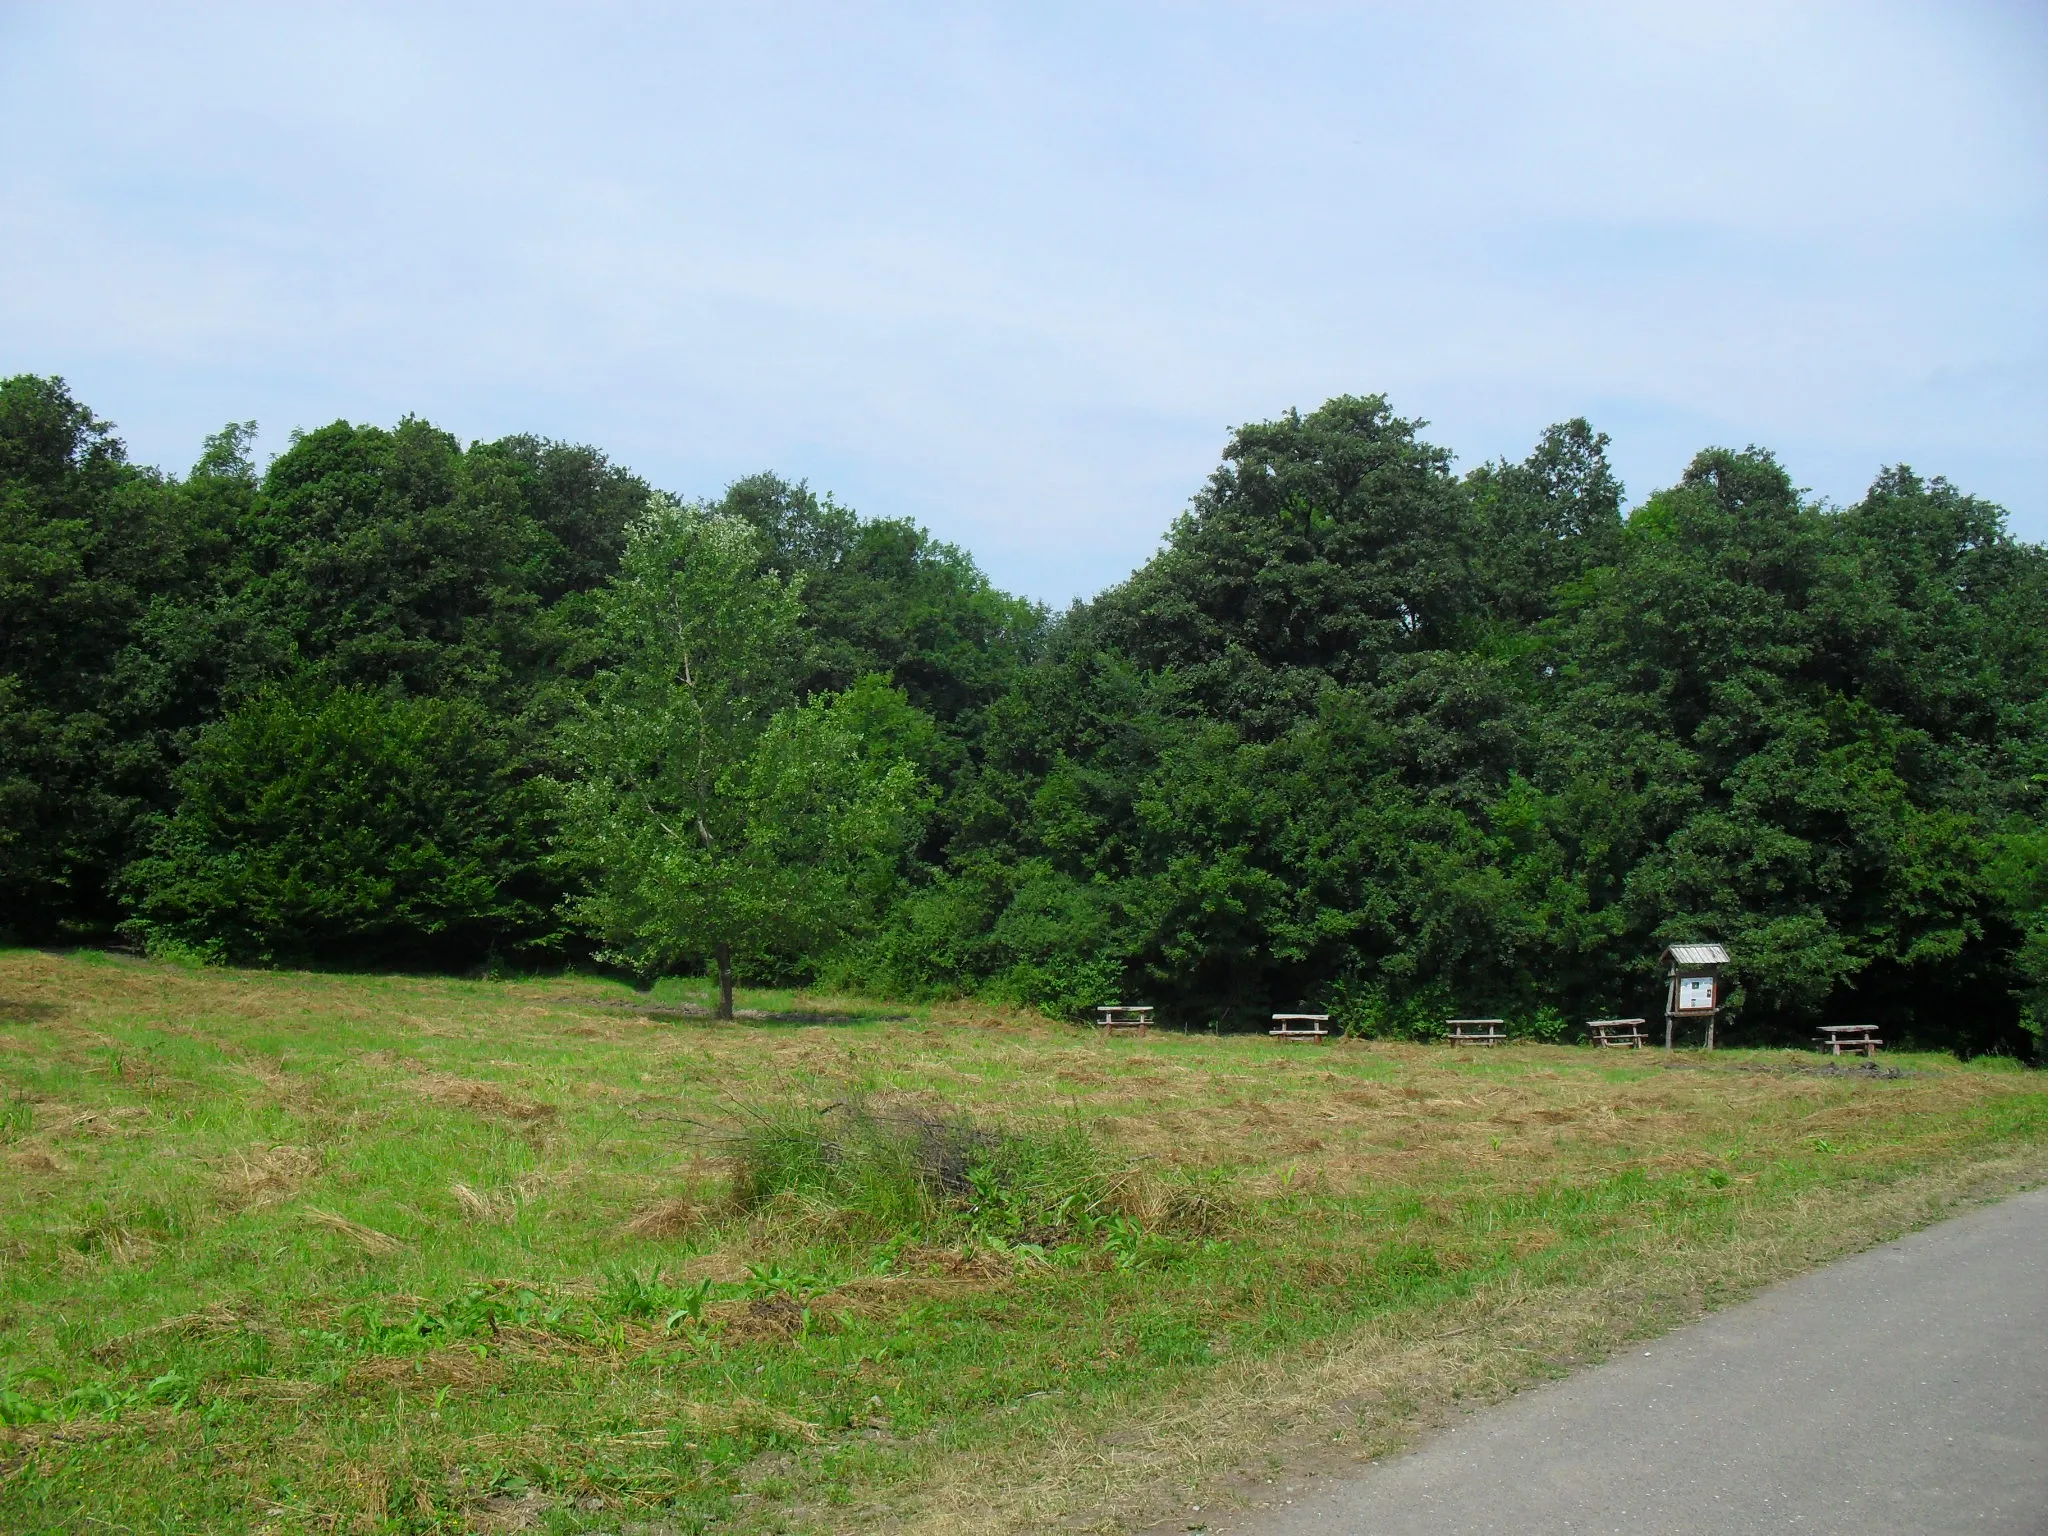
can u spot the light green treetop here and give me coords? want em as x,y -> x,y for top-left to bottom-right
561,495 -> 926,1015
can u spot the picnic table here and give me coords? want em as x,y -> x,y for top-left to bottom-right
1446,1018 -> 1506,1047
1818,1023 -> 1883,1057
1588,1017 -> 1648,1049
1269,1013 -> 1330,1042
1096,1004 -> 1154,1034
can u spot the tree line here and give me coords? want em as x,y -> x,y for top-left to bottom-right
3,376 -> 2042,1053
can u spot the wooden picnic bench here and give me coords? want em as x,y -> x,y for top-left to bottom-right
1095,1004 -> 1154,1034
1446,1018 -> 1506,1047
1818,1023 -> 1883,1057
1269,1013 -> 1330,1042
1588,1017 -> 1648,1049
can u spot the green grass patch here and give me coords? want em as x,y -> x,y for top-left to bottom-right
0,950 -> 2042,1533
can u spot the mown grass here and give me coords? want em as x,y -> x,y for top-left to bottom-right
0,949 -> 2043,1535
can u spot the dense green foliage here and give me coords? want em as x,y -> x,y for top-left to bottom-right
0,377 -> 649,959
2,376 -> 2041,1053
559,498 -> 929,1013
121,686 -> 554,967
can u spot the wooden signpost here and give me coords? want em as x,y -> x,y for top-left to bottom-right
1659,943 -> 1730,1050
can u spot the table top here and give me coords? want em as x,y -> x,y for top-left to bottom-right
1096,1005 -> 1154,1013
1818,1024 -> 1879,1033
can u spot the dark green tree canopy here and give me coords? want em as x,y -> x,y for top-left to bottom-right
4,373 -> 2041,1058
1089,395 -> 1476,731
0,377 -> 185,933
122,686 -> 554,968
716,472 -> 1044,733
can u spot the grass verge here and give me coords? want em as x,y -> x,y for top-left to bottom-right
0,949 -> 2043,1534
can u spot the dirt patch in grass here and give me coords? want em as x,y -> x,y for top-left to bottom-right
0,997 -> 64,1026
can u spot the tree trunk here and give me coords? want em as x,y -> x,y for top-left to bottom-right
715,941 -> 734,1021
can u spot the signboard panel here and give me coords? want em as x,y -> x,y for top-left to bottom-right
1677,976 -> 1715,1012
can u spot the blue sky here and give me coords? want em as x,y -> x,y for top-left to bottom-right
2,1 -> 2042,602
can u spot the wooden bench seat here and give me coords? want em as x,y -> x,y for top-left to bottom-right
1270,1013 -> 1330,1042
1096,1005 -> 1154,1034
1446,1019 -> 1506,1047
1588,1018 -> 1648,1049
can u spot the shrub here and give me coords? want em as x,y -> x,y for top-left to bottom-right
1513,1004 -> 1574,1043
121,686 -> 555,967
727,1099 -> 1108,1243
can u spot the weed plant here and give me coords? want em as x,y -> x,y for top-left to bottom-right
729,1098 -> 1111,1246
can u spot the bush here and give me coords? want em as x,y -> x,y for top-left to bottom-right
728,1099 -> 1109,1243
1512,1004 -> 1574,1043
1326,978 -> 1455,1041
121,686 -> 555,967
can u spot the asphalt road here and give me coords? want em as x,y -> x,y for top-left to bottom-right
1238,1184 -> 2048,1536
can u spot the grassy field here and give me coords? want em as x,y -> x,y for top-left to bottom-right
2,949 -> 2044,1535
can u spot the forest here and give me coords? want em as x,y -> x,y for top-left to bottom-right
3,374 -> 2043,1055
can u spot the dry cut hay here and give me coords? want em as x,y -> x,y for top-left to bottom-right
301,1206 -> 403,1255
215,1143 -> 321,1211
464,1491 -> 553,1533
450,1181 -> 518,1225
343,1346 -> 505,1393
622,1195 -> 704,1238
677,1394 -> 822,1442
678,1251 -> 751,1284
92,1302 -> 271,1361
416,1073 -> 557,1122
452,1168 -> 574,1224
1100,1166 -> 1248,1237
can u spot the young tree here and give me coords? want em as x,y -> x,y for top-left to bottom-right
562,497 -> 925,1016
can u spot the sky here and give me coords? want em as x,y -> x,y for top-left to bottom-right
2,1 -> 2043,603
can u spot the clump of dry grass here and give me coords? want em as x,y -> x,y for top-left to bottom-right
623,1196 -> 705,1238
680,1394 -> 823,1442
215,1144 -> 321,1211
450,1181 -> 515,1225
417,1074 -> 556,1122
91,1303 -> 273,1362
1161,1181 -> 1245,1237
301,1206 -> 403,1255
343,1347 -> 506,1394
1095,1165 -> 1251,1236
